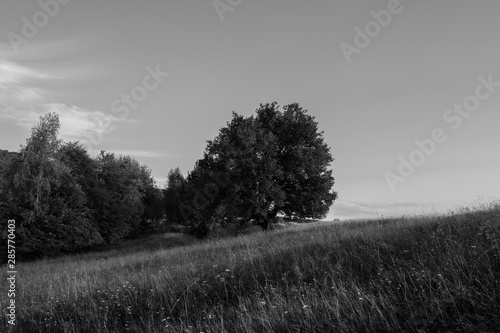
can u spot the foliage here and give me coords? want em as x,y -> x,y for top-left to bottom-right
93,152 -> 152,243
183,102 -> 337,234
1,113 -> 103,256
256,103 -> 337,220
141,185 -> 164,226
202,111 -> 285,230
162,168 -> 188,224
0,113 -> 163,257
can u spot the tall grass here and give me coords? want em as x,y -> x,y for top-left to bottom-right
2,203 -> 499,332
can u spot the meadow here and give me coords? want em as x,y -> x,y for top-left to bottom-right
1,203 -> 499,333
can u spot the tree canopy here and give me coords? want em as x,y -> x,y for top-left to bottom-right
0,113 -> 164,258
180,102 -> 337,235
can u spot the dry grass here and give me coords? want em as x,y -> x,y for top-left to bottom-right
2,202 -> 499,332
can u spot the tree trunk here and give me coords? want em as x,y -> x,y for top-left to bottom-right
258,219 -> 269,231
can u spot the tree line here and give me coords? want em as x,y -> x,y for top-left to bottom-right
0,102 -> 337,258
0,113 -> 163,258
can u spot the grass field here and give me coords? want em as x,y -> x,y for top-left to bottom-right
2,202 -> 499,332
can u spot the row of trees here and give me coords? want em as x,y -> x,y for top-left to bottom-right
0,113 -> 163,258
163,103 -> 337,236
0,102 -> 337,257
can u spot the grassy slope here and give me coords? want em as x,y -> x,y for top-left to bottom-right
2,204 -> 499,333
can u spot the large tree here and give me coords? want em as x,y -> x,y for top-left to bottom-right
256,102 -> 337,220
203,112 -> 285,230
9,113 -> 103,256
184,102 -> 337,233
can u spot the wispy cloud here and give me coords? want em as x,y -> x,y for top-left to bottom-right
0,40 -> 121,147
2,38 -> 94,63
0,102 -> 121,143
46,103 -> 120,142
0,60 -> 47,106
0,60 -> 48,83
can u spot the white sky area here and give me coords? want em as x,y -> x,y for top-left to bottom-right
1,0 -> 499,220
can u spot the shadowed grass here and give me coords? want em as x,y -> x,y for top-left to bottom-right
2,202 -> 499,332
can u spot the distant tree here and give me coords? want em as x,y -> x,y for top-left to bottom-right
93,152 -> 151,243
15,112 -> 61,216
10,113 -> 103,256
59,141 -> 101,224
1,113 -> 169,256
181,160 -> 231,236
163,168 -> 188,224
59,142 -> 161,235
141,185 -> 164,227
138,166 -> 163,231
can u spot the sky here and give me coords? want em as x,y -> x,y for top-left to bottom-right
1,0 -> 499,220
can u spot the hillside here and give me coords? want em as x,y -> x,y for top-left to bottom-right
2,203 -> 499,332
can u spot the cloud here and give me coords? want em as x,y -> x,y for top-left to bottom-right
14,86 -> 44,101
1,38 -> 107,82
0,60 -> 48,106
0,60 -> 48,84
0,40 -> 122,152
46,103 -> 120,141
0,102 -> 122,143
